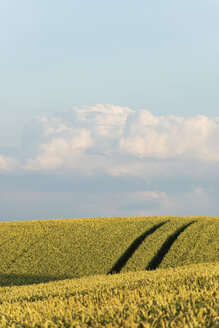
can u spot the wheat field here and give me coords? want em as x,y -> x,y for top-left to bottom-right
0,216 -> 218,327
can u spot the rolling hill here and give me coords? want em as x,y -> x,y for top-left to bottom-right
0,262 -> 218,327
0,216 -> 218,286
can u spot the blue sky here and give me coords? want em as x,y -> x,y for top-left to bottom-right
0,1 -> 219,220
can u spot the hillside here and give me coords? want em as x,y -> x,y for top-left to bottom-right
0,263 -> 218,327
0,216 -> 218,286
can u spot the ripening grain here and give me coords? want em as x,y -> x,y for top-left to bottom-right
0,263 -> 218,327
0,217 -> 218,286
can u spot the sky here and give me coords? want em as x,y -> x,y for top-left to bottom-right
0,1 -> 219,221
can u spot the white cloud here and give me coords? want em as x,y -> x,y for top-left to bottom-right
74,104 -> 133,137
120,111 -> 219,161
4,104 -> 219,175
24,128 -> 93,171
38,117 -> 70,136
0,155 -> 19,173
2,105 -> 219,219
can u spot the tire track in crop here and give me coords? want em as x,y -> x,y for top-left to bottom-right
0,235 -> 27,271
108,221 -> 168,274
0,235 -> 17,249
3,230 -> 52,272
145,221 -> 196,271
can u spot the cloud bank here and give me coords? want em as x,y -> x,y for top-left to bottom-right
0,104 -> 218,219
13,104 -> 219,174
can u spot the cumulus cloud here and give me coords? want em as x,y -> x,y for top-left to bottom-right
4,104 -> 219,175
1,104 -> 219,219
24,128 -> 93,171
38,117 -> 70,136
74,104 -> 133,137
119,110 -> 219,161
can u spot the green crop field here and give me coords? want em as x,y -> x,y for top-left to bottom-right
0,216 -> 218,327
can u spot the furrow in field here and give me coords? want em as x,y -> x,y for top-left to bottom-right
0,222 -> 54,275
0,217 -> 217,287
1,218 -> 163,285
5,232 -> 51,272
108,221 -> 168,274
0,227 -> 35,272
0,235 -> 16,249
159,219 -> 219,268
146,221 -> 196,270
